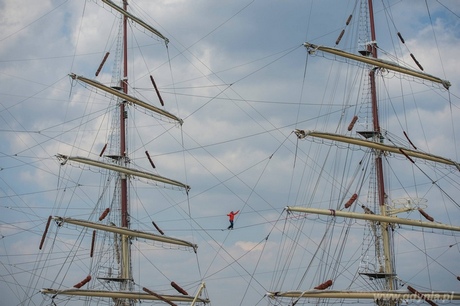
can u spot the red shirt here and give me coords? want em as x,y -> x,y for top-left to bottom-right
227,210 -> 239,221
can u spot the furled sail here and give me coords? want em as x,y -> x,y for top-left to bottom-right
57,154 -> 190,190
53,217 -> 197,250
295,130 -> 459,169
304,43 -> 451,89
285,206 -> 460,232
69,74 -> 183,124
40,288 -> 209,304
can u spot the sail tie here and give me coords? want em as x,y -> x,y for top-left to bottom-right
407,285 -> 437,306
403,131 -> 417,150
39,216 -> 52,250
95,52 -> 110,76
418,208 -> 434,222
171,281 -> 188,295
152,221 -> 165,235
344,193 -> 358,208
150,75 -> 165,106
145,150 -> 156,169
314,279 -> 333,290
347,115 -> 358,131
143,287 -> 177,306
90,230 -> 96,257
99,208 -> 110,221
73,275 -> 91,288
99,143 -> 108,157
335,15 -> 352,46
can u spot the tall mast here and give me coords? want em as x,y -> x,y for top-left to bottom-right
367,0 -> 397,294
120,0 -> 131,296
39,2 -> 208,304
267,1 -> 458,304
121,0 -> 128,229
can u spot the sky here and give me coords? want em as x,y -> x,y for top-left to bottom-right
1,0 -> 460,306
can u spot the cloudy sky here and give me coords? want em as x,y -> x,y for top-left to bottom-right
1,0 -> 460,305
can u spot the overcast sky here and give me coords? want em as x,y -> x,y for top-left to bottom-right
1,1 -> 460,305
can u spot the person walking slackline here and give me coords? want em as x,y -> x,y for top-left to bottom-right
227,210 -> 239,229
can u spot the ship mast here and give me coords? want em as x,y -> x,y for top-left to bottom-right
366,0 -> 398,295
39,1 -> 210,304
268,0 -> 459,304
121,0 -> 128,230
119,0 -> 131,298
